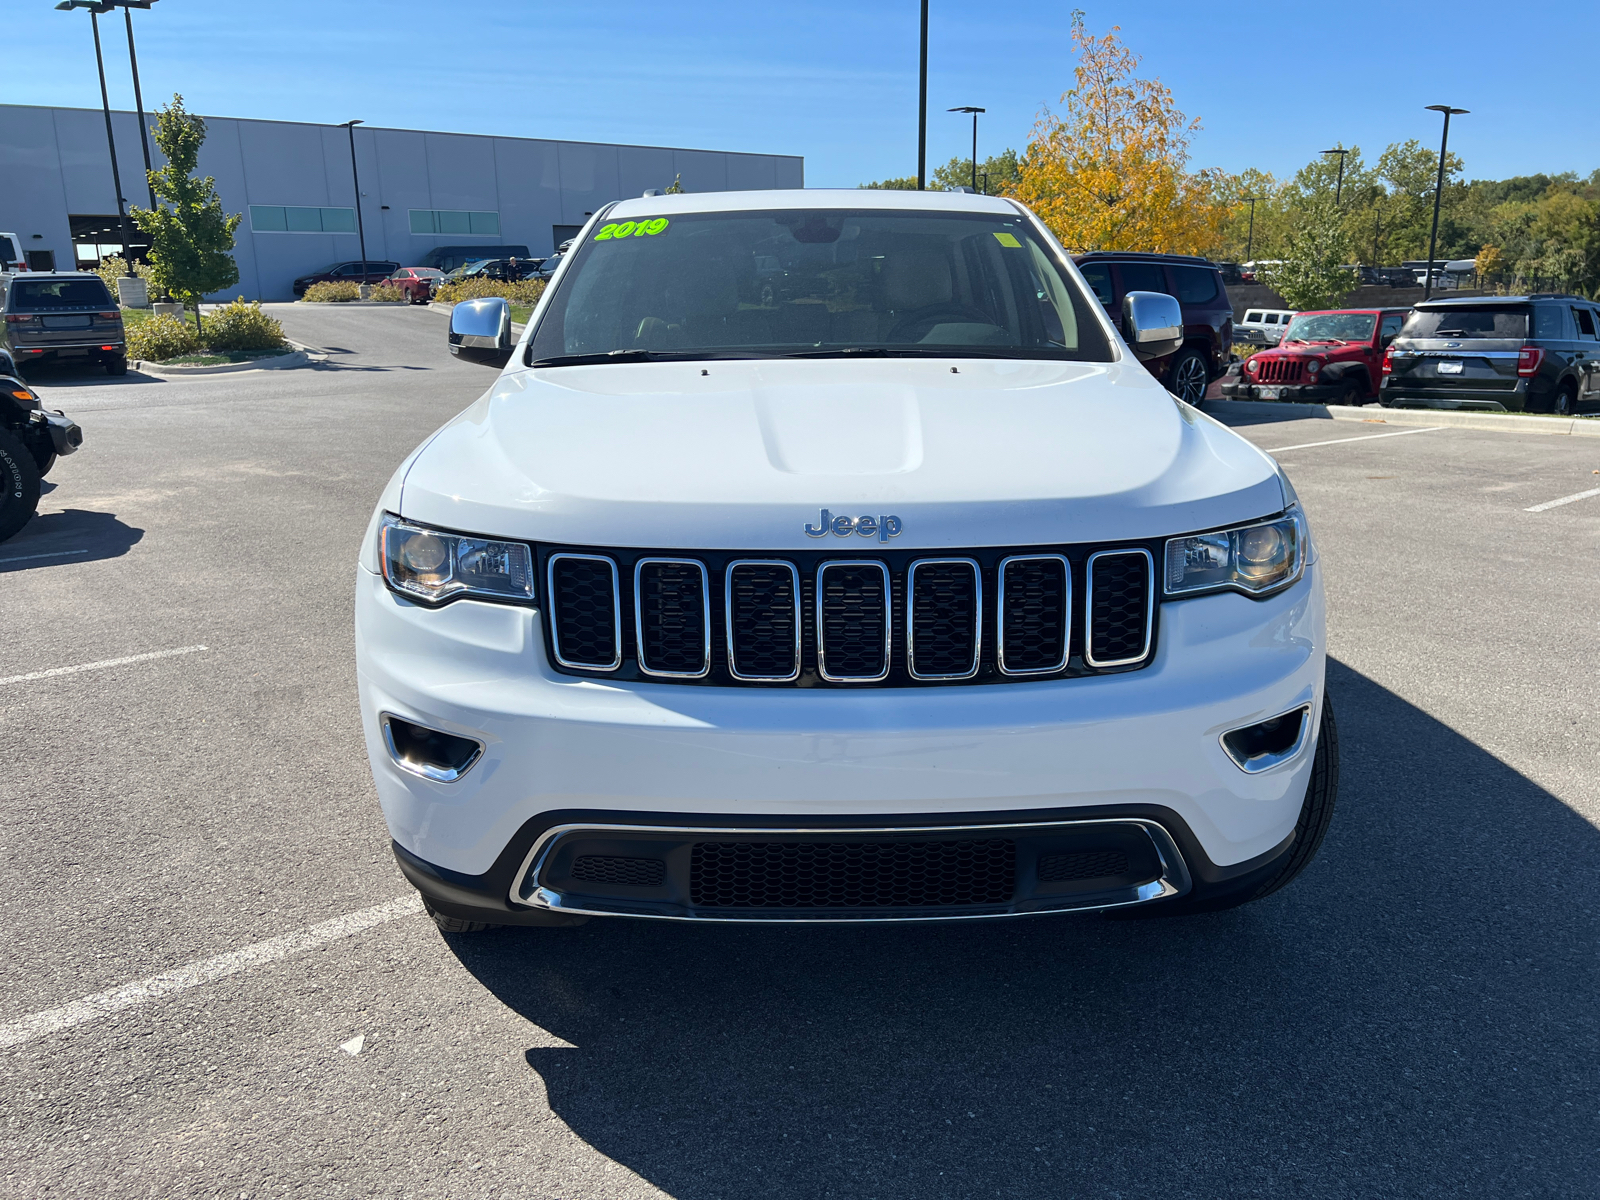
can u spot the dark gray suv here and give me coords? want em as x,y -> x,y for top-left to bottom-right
1381,294 -> 1599,415
1,272 -> 126,376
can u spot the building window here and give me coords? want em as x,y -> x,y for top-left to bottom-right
409,209 -> 500,236
249,205 -> 358,233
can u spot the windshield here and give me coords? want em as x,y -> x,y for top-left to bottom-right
1400,307 -> 1528,338
527,208 -> 1113,364
1282,312 -> 1376,344
11,278 -> 114,310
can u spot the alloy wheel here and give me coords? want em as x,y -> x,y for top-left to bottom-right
1172,354 -> 1208,405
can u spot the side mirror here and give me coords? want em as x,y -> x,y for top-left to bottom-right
449,297 -> 513,367
1121,291 -> 1184,361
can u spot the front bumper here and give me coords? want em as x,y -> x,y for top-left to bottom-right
1221,381 -> 1344,402
356,554 -> 1326,919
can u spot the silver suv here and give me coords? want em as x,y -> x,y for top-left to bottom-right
1,272 -> 127,376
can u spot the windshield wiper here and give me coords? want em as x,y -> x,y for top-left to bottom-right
528,349 -> 781,367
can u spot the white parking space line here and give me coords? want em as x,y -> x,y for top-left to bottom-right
0,549 -> 89,565
1525,486 -> 1600,513
1260,426 -> 1445,454
0,894 -> 423,1050
0,644 -> 208,686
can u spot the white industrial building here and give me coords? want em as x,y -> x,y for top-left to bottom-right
0,103 -> 804,300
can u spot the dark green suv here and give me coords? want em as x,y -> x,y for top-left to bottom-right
0,272 -> 126,376
1381,295 -> 1599,415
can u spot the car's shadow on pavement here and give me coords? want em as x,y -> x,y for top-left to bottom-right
446,659 -> 1598,1198
0,508 -> 143,571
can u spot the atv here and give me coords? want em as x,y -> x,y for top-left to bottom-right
1,362 -> 84,543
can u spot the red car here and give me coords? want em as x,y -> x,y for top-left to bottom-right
387,267 -> 444,305
1222,307 -> 1411,406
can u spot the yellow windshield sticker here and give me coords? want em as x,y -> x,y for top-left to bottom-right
595,217 -> 670,241
992,231 -> 1022,248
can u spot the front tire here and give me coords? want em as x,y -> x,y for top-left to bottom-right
1113,697 -> 1339,918
1337,379 -> 1364,407
423,897 -> 495,934
0,426 -> 43,542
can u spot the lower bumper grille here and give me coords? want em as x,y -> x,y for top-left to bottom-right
689,838 -> 1016,908
518,819 -> 1190,921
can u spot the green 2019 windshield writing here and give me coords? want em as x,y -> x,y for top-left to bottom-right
594,218 -> 670,241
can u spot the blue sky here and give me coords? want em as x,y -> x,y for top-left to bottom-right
7,0 -> 1597,189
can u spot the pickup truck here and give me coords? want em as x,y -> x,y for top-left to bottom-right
1221,307 -> 1410,405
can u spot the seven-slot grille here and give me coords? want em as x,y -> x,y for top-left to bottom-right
542,546 -> 1157,686
1255,357 -> 1306,384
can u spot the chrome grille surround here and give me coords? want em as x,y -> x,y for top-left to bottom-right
1084,548 -> 1155,668
816,560 -> 892,682
906,557 -> 982,680
724,559 -> 803,682
547,552 -> 622,671
633,558 -> 712,678
996,553 -> 1071,676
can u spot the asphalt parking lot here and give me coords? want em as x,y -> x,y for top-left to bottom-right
3,307 -> 1598,1198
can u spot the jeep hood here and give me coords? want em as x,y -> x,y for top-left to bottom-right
398,358 -> 1285,549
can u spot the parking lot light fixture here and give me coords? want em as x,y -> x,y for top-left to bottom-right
948,107 -> 986,192
1241,196 -> 1259,262
344,120 -> 368,265
106,0 -> 161,212
1321,148 -> 1349,205
1422,105 -> 1468,300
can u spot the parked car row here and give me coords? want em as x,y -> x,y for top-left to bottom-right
291,242 -> 570,302
1218,294 -> 1599,414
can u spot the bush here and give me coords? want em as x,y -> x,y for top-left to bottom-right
202,297 -> 288,352
367,281 -> 407,302
301,280 -> 361,302
432,277 -> 546,306
94,255 -> 157,295
127,313 -> 199,362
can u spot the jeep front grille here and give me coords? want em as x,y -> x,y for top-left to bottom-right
541,542 -> 1159,687
1256,358 -> 1305,384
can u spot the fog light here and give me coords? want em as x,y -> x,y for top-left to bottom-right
1221,705 -> 1311,773
381,713 -> 484,782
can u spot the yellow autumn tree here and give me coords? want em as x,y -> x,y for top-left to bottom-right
1008,13 -> 1230,254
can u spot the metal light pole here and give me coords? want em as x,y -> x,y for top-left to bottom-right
57,1 -> 138,276
112,0 -> 159,210
1321,147 -> 1349,205
344,120 -> 368,264
1241,196 -> 1259,262
1422,105 -> 1468,300
916,0 -> 928,190
948,106 -> 985,191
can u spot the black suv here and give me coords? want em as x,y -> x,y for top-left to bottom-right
1073,252 -> 1233,404
291,260 -> 401,298
1381,295 -> 1600,415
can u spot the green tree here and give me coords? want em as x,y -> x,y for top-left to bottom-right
132,95 -> 240,330
1260,198 -> 1357,310
858,175 -> 918,191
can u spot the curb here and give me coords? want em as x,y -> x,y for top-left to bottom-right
1201,397 -> 1600,439
133,346 -> 318,378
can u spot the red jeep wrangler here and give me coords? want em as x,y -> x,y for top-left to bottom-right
1222,308 -> 1409,405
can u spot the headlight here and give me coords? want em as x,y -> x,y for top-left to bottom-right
1245,357 -> 1259,373
1305,358 -> 1322,377
1164,510 -> 1307,598
379,513 -> 534,605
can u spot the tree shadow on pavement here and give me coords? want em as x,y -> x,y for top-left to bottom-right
0,509 -> 143,571
448,659 -> 1599,1198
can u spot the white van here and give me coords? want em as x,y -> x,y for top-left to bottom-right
1236,309 -> 1297,347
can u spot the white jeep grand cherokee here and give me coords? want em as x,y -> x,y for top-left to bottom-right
355,190 -> 1334,933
